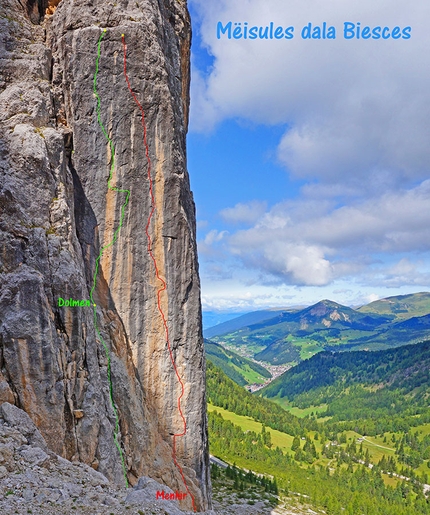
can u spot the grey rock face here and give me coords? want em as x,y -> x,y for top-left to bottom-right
0,402 -> 48,450
0,0 -> 210,511
125,478 -> 184,514
0,406 -> 220,514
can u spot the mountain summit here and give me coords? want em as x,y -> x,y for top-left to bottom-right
210,294 -> 430,366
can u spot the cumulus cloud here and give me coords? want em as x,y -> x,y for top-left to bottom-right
190,0 -> 430,301
190,0 -> 430,185
221,180 -> 430,286
204,229 -> 228,245
219,200 -> 267,224
262,242 -> 334,286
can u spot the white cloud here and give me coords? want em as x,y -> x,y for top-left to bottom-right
217,180 -> 430,286
198,229 -> 229,258
204,229 -> 228,245
364,258 -> 430,288
201,291 -> 271,311
219,200 -> 267,224
191,0 -> 430,305
190,0 -> 430,185
189,66 -> 223,132
263,242 -> 334,286
366,293 -> 381,303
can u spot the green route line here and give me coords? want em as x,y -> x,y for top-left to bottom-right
90,29 -> 130,487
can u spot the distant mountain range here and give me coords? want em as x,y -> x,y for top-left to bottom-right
204,309 -> 290,338
207,292 -> 430,366
202,311 -> 249,331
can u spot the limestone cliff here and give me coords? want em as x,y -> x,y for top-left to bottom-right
0,0 -> 210,511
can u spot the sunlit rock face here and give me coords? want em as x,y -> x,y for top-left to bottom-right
0,0 -> 211,511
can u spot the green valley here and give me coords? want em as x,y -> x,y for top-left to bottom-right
261,340 -> 430,426
205,337 -> 430,514
205,339 -> 272,385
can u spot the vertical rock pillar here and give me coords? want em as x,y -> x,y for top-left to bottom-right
0,0 -> 211,511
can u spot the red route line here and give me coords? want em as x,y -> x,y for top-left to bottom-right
121,35 -> 197,513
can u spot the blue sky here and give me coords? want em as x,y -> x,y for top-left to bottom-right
187,0 -> 430,313
188,121 -> 300,222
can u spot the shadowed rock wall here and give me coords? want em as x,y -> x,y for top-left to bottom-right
0,0 -> 210,511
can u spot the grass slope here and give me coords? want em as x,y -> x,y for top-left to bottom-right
206,357 -> 430,515
207,403 -> 295,453
358,292 -> 430,320
205,339 -> 271,386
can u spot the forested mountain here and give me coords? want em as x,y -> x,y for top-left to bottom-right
207,359 -> 430,515
261,340 -> 430,428
262,340 -> 430,398
253,300 -> 392,362
205,339 -> 271,386
343,313 -> 430,350
211,294 -> 430,365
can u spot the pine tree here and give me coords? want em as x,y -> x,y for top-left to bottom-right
233,476 -> 239,490
292,436 -> 301,451
364,449 -> 370,466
